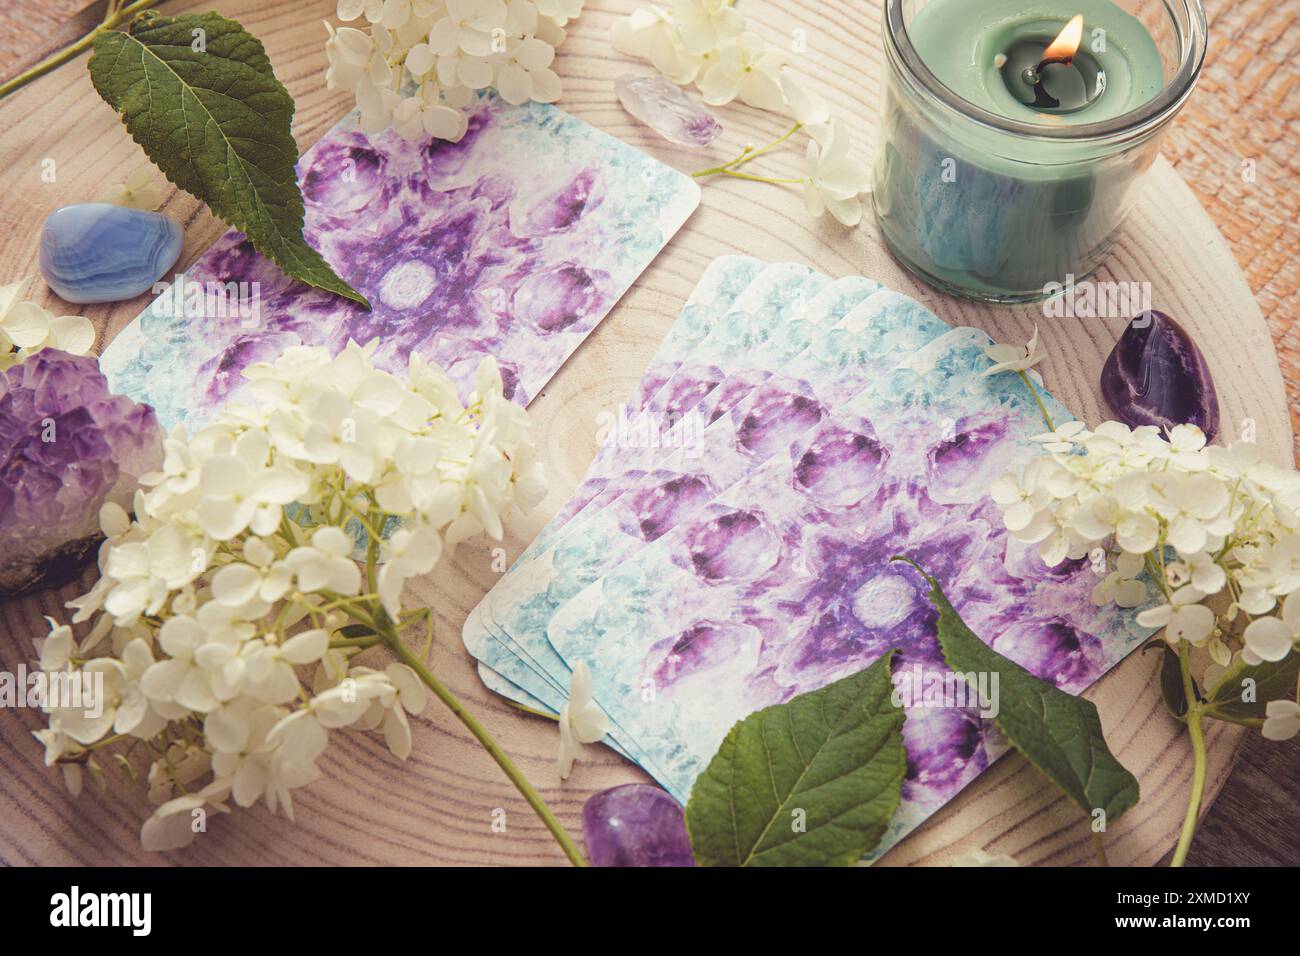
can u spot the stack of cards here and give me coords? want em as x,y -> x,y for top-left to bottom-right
467,256 -> 1153,858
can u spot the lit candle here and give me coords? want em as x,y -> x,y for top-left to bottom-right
871,0 -> 1205,303
1003,15 -> 1104,113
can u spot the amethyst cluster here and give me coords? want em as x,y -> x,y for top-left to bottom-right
0,350 -> 163,596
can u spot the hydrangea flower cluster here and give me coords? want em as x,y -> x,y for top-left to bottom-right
990,419 -> 1300,739
34,340 -> 551,850
323,0 -> 577,142
612,1 -> 872,225
1,349 -> 163,597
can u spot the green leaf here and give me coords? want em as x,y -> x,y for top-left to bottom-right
89,12 -> 368,307
1142,638 -> 1191,721
1205,655 -> 1300,723
684,650 -> 905,867
895,557 -> 1140,824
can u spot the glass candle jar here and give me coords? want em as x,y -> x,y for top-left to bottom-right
872,0 -> 1207,303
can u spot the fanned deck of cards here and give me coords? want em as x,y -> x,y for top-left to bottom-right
465,256 -> 1153,859
100,93 -> 700,430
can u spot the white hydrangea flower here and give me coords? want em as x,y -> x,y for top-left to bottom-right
1241,591 -> 1299,663
671,0 -> 743,54
210,540 -> 293,606
286,527 -> 364,596
496,36 -> 562,104
141,782 -> 231,852
35,341 -> 545,849
374,663 -> 429,758
989,458 -> 1052,534
1178,551 -> 1227,596
140,615 -> 223,712
430,0 -> 506,56
393,86 -> 471,141
102,524 -> 206,623
613,7 -> 701,84
557,661 -> 609,778
378,526 -> 443,616
337,0 -> 385,22
101,166 -> 165,211
0,276 -> 95,369
780,71 -> 829,126
801,119 -> 871,227
205,700 -> 280,807
535,0 -> 582,27
1092,551 -> 1148,608
1261,700 -> 1300,741
1148,472 -> 1231,557
195,433 -> 309,542
36,620 -> 75,672
696,32 -> 785,109
1030,419 -> 1087,453
1137,587 -> 1215,646
983,325 -> 1048,377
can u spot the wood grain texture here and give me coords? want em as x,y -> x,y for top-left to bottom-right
0,0 -> 94,75
0,0 -> 1293,867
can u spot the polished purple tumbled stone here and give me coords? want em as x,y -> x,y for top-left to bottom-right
1100,309 -> 1219,441
581,784 -> 695,867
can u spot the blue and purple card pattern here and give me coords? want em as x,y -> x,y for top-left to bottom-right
469,280 -> 956,723
467,261 -> 1154,858
99,93 -> 700,429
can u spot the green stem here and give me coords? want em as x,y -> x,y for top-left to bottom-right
1090,830 -> 1109,867
382,624 -> 587,866
0,0 -> 164,100
1200,711 -> 1263,729
1017,370 -> 1055,432
328,634 -> 382,650
504,698 -> 561,722
1171,640 -> 1208,867
693,122 -> 804,179
709,169 -> 802,185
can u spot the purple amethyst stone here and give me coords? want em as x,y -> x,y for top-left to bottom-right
0,350 -> 163,596
1100,310 -> 1219,441
582,784 -> 695,867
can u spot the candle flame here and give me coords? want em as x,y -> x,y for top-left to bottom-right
1043,14 -> 1084,62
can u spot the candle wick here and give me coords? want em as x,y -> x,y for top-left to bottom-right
1034,54 -> 1073,78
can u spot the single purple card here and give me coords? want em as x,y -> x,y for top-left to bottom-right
100,94 -> 700,428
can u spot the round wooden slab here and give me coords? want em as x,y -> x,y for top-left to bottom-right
0,0 -> 1287,866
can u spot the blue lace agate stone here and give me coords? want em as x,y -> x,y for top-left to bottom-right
39,203 -> 182,304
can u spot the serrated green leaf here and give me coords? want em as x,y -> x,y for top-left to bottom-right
896,558 -> 1139,824
1205,655 -> 1300,722
684,650 -> 905,867
89,11 -> 368,307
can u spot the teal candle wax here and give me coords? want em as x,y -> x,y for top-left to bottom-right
873,0 -> 1180,302
915,1 -> 1164,124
